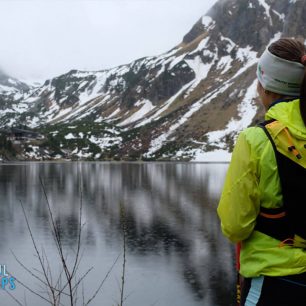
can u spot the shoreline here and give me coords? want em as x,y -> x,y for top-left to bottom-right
0,159 -> 230,165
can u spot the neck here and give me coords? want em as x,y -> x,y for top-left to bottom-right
267,96 -> 296,110
265,95 -> 294,110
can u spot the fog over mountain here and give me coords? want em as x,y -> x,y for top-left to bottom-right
0,0 -> 217,81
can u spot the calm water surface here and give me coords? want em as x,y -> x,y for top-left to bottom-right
0,162 -> 235,306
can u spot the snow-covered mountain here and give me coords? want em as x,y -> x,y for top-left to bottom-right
0,69 -> 32,127
0,0 -> 304,161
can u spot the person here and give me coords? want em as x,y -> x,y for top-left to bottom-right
217,38 -> 306,306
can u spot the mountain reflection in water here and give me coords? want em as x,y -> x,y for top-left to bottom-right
0,162 -> 235,306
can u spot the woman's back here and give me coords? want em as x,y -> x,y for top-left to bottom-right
217,38 -> 306,305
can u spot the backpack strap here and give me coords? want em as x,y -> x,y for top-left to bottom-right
255,120 -> 294,242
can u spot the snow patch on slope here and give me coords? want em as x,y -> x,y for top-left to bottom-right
168,54 -> 186,70
0,84 -> 19,94
207,79 -> 258,148
269,32 -> 282,44
136,80 -> 194,127
77,72 -> 107,106
191,149 -> 231,162
190,37 -> 210,55
89,135 -> 122,149
105,108 -> 121,120
201,16 -> 216,30
233,47 -> 258,78
65,133 -> 76,140
52,107 -> 73,121
144,80 -> 234,158
258,0 -> 272,25
185,56 -> 213,94
217,56 -> 233,74
119,99 -> 155,126
272,10 -> 285,21
220,36 -> 236,53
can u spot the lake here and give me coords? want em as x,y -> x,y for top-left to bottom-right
0,162 -> 235,306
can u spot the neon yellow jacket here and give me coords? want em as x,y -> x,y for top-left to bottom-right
217,99 -> 306,278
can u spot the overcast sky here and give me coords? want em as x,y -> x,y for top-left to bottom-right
0,0 -> 218,82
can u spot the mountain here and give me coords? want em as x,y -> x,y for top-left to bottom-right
0,68 -> 32,127
0,69 -> 29,92
0,0 -> 304,161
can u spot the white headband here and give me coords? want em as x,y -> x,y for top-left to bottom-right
257,48 -> 305,96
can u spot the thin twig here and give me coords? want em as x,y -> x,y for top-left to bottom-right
82,282 -> 85,306
39,177 -> 74,305
71,187 -> 83,279
14,171 -> 117,306
19,201 -> 56,303
72,267 -> 93,293
85,254 -> 121,305
4,289 -> 24,306
24,290 -> 28,306
9,273 -> 52,305
119,204 -> 127,306
12,249 -> 67,298
10,250 -> 48,288
42,247 -> 53,286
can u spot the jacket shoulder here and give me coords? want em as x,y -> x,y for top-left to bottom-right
239,126 -> 270,149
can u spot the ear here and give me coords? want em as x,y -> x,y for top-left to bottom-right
258,81 -> 271,95
257,81 -> 264,93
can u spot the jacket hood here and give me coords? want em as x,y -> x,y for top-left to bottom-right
265,99 -> 306,141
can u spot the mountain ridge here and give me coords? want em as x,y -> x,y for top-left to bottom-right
0,0 -> 303,161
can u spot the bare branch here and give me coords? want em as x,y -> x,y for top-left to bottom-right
39,177 -> 74,305
9,273 -> 52,305
85,254 -> 121,305
14,171 -> 118,306
119,203 -> 127,306
24,290 -> 28,306
4,289 -> 24,306
72,267 -> 93,293
10,250 -> 48,288
71,187 -> 83,279
18,201 -> 56,303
